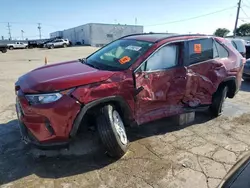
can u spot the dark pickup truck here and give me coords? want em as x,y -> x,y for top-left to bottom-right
0,44 -> 7,53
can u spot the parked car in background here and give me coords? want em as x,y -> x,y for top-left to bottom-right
7,42 -> 28,50
46,39 -> 70,49
28,41 -> 39,49
227,38 -> 246,57
0,44 -> 8,53
15,33 -> 245,158
243,58 -> 250,80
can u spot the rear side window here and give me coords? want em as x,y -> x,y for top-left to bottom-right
187,38 -> 213,65
214,40 -> 229,58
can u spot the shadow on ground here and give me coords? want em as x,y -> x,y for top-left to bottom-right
0,110 -> 214,185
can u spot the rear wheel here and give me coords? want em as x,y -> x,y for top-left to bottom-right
50,45 -> 54,49
63,43 -> 67,48
9,46 -> 14,50
210,86 -> 228,117
97,105 -> 128,158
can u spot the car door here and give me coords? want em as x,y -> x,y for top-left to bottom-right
19,42 -> 25,48
134,42 -> 188,124
16,42 -> 21,48
57,39 -> 63,47
183,38 -> 229,107
53,40 -> 59,47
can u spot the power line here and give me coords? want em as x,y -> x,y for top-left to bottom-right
145,6 -> 236,27
241,7 -> 250,18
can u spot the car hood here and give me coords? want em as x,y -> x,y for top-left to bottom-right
17,60 -> 115,93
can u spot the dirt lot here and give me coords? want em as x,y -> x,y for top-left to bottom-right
0,47 -> 250,188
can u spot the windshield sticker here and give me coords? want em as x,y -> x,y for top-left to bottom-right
194,44 -> 202,53
126,45 -> 142,51
119,56 -> 131,64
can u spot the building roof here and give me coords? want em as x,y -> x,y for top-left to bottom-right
123,33 -> 208,42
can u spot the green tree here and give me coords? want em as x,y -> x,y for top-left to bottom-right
214,28 -> 230,37
236,23 -> 250,36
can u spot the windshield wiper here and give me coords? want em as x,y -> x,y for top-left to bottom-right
79,58 -> 100,69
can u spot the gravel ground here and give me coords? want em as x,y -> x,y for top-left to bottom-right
0,47 -> 250,188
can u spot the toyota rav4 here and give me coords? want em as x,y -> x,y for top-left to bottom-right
15,34 -> 245,158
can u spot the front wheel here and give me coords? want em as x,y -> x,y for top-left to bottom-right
210,86 -> 228,117
97,105 -> 128,158
63,43 -> 67,48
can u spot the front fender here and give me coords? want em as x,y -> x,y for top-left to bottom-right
69,96 -> 133,137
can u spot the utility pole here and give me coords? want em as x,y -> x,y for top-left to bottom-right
7,22 -> 12,40
234,0 -> 242,38
38,23 -> 41,39
21,30 -> 24,40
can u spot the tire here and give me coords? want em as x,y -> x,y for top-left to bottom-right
97,105 -> 128,158
63,43 -> 67,48
25,46 -> 28,49
1,49 -> 7,53
50,45 -> 54,49
210,86 -> 228,117
9,46 -> 14,50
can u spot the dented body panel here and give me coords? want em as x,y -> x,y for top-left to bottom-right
15,34 -> 244,147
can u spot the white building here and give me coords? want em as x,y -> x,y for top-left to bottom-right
50,23 -> 143,47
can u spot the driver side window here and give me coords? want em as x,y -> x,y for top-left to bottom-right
145,44 -> 179,71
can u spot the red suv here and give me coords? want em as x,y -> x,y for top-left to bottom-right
15,34 -> 245,157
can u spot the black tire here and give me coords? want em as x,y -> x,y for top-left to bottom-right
63,43 -> 67,48
9,46 -> 14,50
1,49 -> 7,53
210,86 -> 228,117
97,105 -> 128,158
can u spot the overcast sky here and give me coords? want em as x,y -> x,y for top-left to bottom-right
0,0 -> 248,40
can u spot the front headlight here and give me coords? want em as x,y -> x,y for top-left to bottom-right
26,93 -> 62,105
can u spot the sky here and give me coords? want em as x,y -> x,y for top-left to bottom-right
0,0 -> 249,40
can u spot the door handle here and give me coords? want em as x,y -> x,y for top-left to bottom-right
175,76 -> 187,79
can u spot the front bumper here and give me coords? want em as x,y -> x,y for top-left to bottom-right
16,89 -> 81,149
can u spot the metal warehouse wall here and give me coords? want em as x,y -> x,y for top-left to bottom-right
62,24 -> 91,45
50,23 -> 143,46
89,23 -> 143,47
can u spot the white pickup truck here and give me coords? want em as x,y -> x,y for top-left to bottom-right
7,42 -> 28,50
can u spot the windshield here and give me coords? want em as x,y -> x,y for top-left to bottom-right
86,39 -> 153,71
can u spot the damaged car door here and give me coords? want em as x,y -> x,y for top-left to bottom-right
134,42 -> 187,124
183,38 -> 228,107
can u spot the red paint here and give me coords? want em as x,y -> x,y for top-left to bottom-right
18,60 -> 115,93
15,34 -> 244,145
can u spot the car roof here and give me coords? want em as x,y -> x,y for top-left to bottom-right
123,33 -> 210,42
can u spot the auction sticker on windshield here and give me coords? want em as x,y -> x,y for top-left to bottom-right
119,56 -> 131,64
126,45 -> 142,51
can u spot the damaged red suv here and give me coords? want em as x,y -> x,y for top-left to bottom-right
15,34 -> 245,157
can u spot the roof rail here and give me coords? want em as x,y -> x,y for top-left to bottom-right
120,33 -> 214,42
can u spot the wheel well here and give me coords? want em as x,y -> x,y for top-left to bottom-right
216,79 -> 236,99
75,100 -> 133,135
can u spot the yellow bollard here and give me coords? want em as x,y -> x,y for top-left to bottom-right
45,57 -> 48,65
